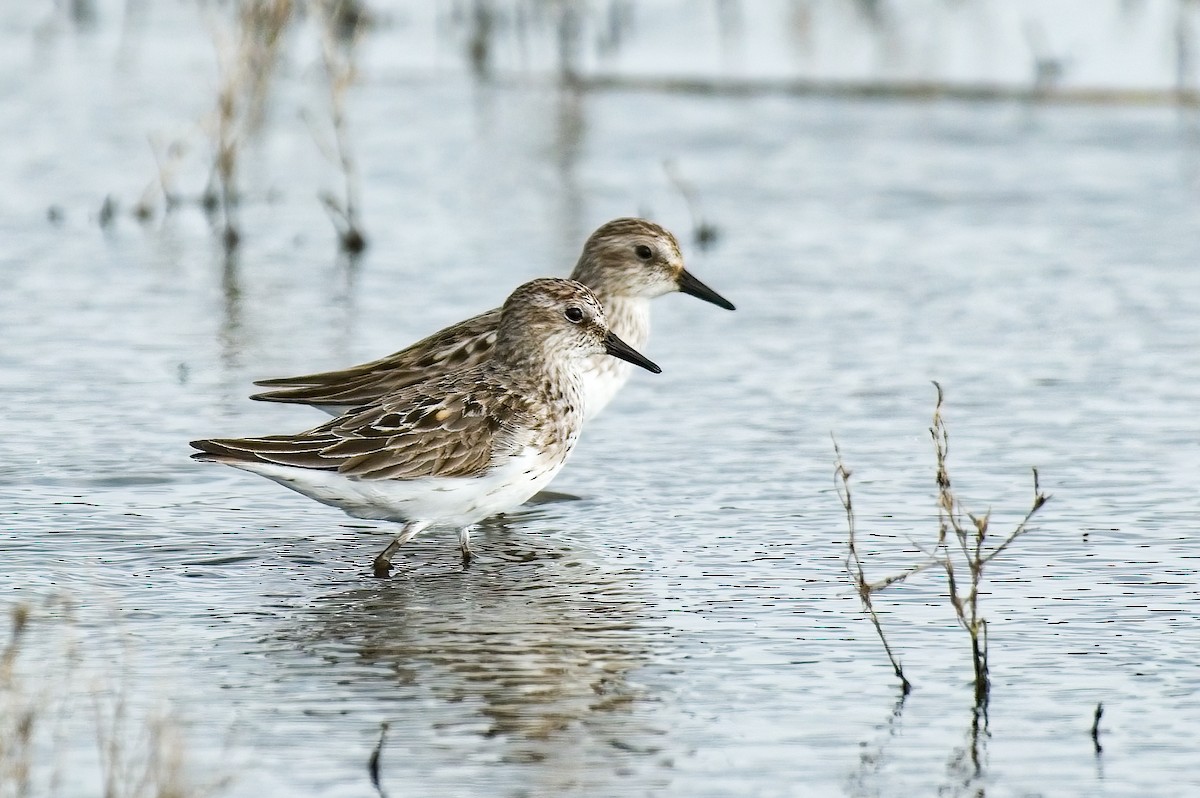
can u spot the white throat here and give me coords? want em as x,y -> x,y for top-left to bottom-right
579,294 -> 651,420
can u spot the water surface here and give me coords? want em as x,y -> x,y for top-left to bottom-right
2,3 -> 1199,796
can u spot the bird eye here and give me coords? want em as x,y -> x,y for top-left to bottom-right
564,306 -> 585,323
634,244 -> 653,260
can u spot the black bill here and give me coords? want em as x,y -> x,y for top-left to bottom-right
603,331 -> 662,374
677,268 -> 735,311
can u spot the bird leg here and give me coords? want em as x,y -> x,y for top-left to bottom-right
458,527 -> 473,567
372,521 -> 429,578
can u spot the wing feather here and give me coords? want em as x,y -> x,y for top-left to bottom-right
195,368 -> 538,480
249,310 -> 501,410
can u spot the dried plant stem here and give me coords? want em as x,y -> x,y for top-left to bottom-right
317,0 -> 368,253
213,78 -> 241,251
203,15 -> 243,250
929,380 -> 1050,707
662,159 -> 719,249
202,0 -> 295,252
834,436 -> 913,695
834,384 -> 1050,705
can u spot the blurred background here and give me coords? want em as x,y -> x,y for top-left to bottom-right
7,0 -> 1198,263
3,2 -> 1200,797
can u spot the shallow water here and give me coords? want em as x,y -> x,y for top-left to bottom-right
3,3 -> 1200,797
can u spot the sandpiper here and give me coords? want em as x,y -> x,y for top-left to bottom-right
191,278 -> 661,577
250,218 -> 733,420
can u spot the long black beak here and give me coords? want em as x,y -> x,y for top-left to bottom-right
678,268 -> 735,310
603,331 -> 661,373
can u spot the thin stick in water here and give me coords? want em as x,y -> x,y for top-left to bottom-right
369,720 -> 389,798
834,435 -> 912,695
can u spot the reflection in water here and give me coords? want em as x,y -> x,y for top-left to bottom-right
555,2 -> 583,84
849,696 -> 992,798
941,706 -> 988,798
217,249 -> 244,396
715,0 -> 745,66
277,518 -> 669,792
846,691 -> 908,798
328,251 -> 365,365
552,80 -> 587,250
464,0 -> 496,79
549,1 -> 589,251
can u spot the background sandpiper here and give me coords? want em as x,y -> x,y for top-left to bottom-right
249,217 -> 733,419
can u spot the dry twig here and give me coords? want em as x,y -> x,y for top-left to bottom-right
929,380 -> 1050,705
834,383 -> 1051,706
834,436 -> 912,695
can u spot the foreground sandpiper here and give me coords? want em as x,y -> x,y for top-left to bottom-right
191,279 -> 660,577
250,218 -> 733,420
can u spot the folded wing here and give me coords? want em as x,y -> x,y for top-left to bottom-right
249,309 -> 501,409
195,371 -> 535,480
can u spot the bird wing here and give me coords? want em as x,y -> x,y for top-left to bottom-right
194,370 -> 538,480
249,308 -> 502,408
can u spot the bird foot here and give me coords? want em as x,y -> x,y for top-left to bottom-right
372,555 -> 393,579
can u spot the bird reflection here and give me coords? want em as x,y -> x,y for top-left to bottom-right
215,248 -> 247,415
274,514 -> 669,790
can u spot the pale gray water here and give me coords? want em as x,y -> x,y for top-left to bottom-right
3,3 -> 1200,797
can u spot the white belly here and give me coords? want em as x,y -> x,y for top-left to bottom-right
226,446 -> 571,529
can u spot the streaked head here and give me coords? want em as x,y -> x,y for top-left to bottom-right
570,217 -> 735,310
496,278 -> 661,373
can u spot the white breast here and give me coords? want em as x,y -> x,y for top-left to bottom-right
580,296 -> 650,420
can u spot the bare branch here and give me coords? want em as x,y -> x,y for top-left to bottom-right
834,435 -> 912,695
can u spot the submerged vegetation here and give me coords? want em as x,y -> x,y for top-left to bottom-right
100,0 -> 374,254
835,382 -> 1051,707
835,383 -> 1053,791
68,0 -> 1197,248
928,382 -> 1050,705
202,0 -> 370,254
314,0 -> 370,253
